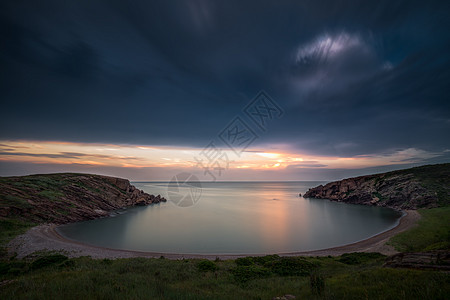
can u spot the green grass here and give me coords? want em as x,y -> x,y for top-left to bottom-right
325,267 -> 449,299
38,190 -> 64,201
0,194 -> 33,209
2,203 -> 446,299
0,219 -> 34,245
0,207 -> 448,298
0,173 -> 121,223
0,218 -> 35,258
1,168 -> 449,298
388,207 -> 450,252
0,254 -> 448,299
0,175 -> 69,210
75,180 -> 102,193
12,175 -> 70,191
397,164 -> 450,206
338,252 -> 385,265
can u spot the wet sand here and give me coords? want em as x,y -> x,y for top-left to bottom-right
8,210 -> 420,260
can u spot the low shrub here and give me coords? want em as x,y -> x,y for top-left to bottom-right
30,254 -> 68,270
232,265 -> 271,282
267,257 -> 316,276
197,260 -> 218,272
235,257 -> 254,266
0,260 -> 28,276
235,255 -> 281,267
252,254 -> 280,265
338,252 -> 385,265
310,272 -> 325,295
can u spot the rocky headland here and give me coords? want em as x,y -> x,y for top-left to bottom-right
0,173 -> 166,224
303,163 -> 450,210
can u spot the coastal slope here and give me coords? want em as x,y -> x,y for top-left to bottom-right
0,173 -> 166,224
303,163 -> 450,209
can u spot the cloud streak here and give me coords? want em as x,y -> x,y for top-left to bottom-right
0,0 -> 449,179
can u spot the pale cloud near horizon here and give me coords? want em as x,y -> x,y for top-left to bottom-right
0,140 -> 444,181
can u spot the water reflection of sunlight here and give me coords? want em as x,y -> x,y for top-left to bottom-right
257,187 -> 309,252
60,182 -> 402,254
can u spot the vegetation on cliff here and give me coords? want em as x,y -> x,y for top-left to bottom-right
0,173 -> 166,258
0,169 -> 448,298
0,173 -> 166,224
303,163 -> 450,209
303,163 -> 450,254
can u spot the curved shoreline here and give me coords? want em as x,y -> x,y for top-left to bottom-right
8,210 -> 420,259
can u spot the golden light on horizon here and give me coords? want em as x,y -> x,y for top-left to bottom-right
256,152 -> 280,159
0,140 -> 435,179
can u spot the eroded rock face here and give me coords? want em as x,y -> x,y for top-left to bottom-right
0,173 -> 166,224
384,251 -> 450,270
303,164 -> 450,209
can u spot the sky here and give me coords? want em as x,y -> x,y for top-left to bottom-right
1,0 -> 449,181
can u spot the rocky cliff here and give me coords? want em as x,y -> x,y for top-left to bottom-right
303,164 -> 450,209
0,173 -> 166,224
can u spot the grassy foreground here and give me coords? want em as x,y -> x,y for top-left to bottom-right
0,218 -> 34,258
0,253 -> 449,299
388,207 -> 450,252
1,206 -> 449,298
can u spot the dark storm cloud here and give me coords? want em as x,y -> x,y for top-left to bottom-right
1,0 -> 449,158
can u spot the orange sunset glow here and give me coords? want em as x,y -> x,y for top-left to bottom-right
0,140 -> 440,181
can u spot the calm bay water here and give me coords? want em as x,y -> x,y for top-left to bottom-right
57,181 -> 402,254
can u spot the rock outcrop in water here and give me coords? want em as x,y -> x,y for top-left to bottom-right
303,164 -> 450,210
0,173 -> 166,224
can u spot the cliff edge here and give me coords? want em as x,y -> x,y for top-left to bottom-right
303,164 -> 450,209
0,173 -> 166,224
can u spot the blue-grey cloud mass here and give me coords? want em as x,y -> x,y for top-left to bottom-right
1,0 -> 449,159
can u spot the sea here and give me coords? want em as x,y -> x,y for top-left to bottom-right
57,181 -> 402,254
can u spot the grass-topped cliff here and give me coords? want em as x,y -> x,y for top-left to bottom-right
0,169 -> 449,299
0,173 -> 166,224
304,163 -> 450,253
0,173 -> 166,254
304,163 -> 450,209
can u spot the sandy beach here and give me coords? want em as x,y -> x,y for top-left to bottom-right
8,210 -> 420,260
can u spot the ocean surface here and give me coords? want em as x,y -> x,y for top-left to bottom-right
57,181 -> 402,254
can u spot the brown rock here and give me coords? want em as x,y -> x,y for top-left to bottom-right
384,251 -> 450,270
303,164 -> 448,209
0,173 -> 167,224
